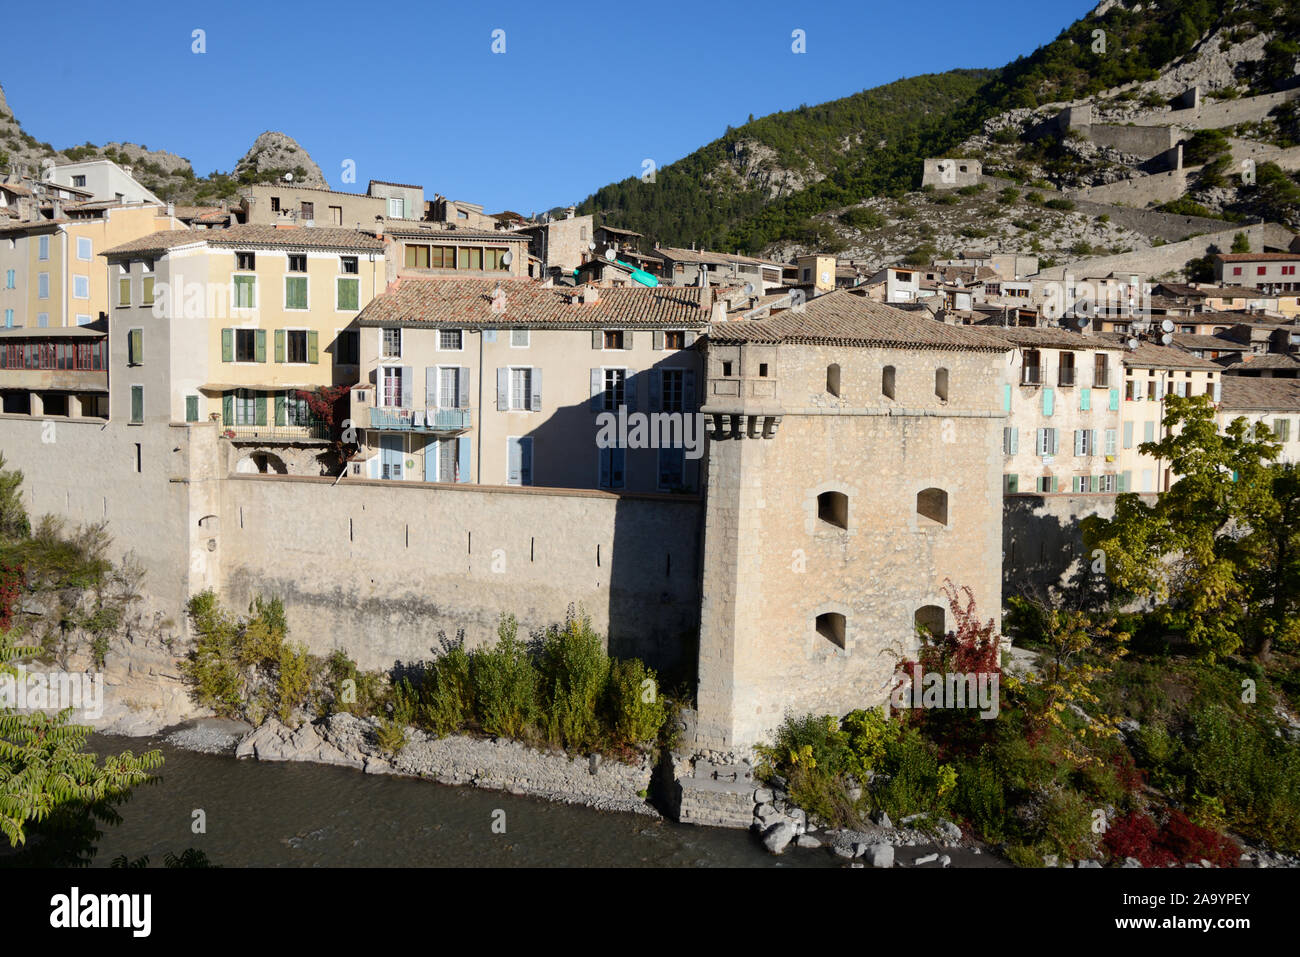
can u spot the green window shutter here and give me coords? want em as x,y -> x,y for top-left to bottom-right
185,395 -> 198,422
1080,388 -> 1090,411
222,328 -> 234,362
275,393 -> 286,426
1002,383 -> 1011,412
286,276 -> 307,310
1109,388 -> 1120,410
1090,475 -> 1100,493
255,329 -> 267,362
1050,476 -> 1058,493
1004,474 -> 1019,494
1119,471 -> 1130,492
130,385 -> 143,423
307,330 -> 319,363
338,277 -> 359,311
255,393 -> 267,426
275,329 -> 286,363
1043,387 -> 1054,417
222,392 -> 234,426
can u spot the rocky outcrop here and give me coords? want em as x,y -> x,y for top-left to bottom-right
233,131 -> 326,187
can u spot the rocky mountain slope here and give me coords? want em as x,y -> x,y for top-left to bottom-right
0,82 -> 326,206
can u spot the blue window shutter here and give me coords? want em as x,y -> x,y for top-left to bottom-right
222,392 -> 233,425
497,368 -> 508,411
589,369 -> 603,411
1074,430 -> 1083,456
507,438 -> 522,484
459,367 -> 470,409
275,393 -> 286,426
649,371 -> 662,412
1043,387 -> 1054,417
1090,475 -> 1100,493
1080,389 -> 1090,411
425,441 -> 437,482
1050,428 -> 1059,455
401,366 -> 413,407
684,370 -> 697,412
1119,471 -> 1130,492
426,367 -> 438,407
1109,388 -> 1120,410
599,449 -> 611,487
520,439 -> 532,485
457,436 -> 471,483
529,368 -> 542,411
255,393 -> 267,426
1123,421 -> 1133,448
1002,383 -> 1011,412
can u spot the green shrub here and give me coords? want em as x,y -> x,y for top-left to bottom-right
954,757 -> 1007,841
606,657 -> 667,748
471,615 -> 540,739
1025,191 -> 1045,205
275,641 -> 313,724
538,614 -> 610,751
873,728 -> 955,821
997,187 -> 1019,205
423,643 -> 474,735
1045,197 -> 1075,211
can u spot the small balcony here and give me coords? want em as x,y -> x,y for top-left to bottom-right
369,406 -> 472,433
223,423 -> 330,443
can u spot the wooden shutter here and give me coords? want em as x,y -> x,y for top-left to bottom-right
1050,429 -> 1059,455
684,370 -> 697,412
1002,383 -> 1012,412
457,436 -> 471,483
1123,422 -> 1133,448
254,329 -> 267,362
684,331 -> 696,347
649,370 -> 662,411
1042,387 -> 1054,416
274,329 -> 286,363
507,438 -> 522,484
497,368 -> 509,411
592,330 -> 602,349
520,438 -> 532,485
529,368 -> 542,411
599,448 -> 611,487
1119,471 -> 1130,492
1109,388 -> 1120,410
255,393 -> 267,426
222,328 -> 233,362
1080,388 -> 1090,411
275,393 -> 286,426
308,330 -> 319,363
624,370 -> 637,411
130,386 -> 143,423
426,367 -> 438,407
459,367 -> 470,408
1074,430 -> 1084,456
222,392 -> 233,425
185,395 -> 198,422
589,369 -> 603,411
624,331 -> 634,350
653,330 -> 664,350
1004,474 -> 1019,494
1090,475 -> 1100,493
400,366 -> 413,407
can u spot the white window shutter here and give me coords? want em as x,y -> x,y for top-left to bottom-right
624,370 -> 637,411
426,367 -> 437,407
459,367 -> 470,409
497,368 -> 508,411
529,368 -> 542,411
401,366 -> 413,407
590,369 -> 603,411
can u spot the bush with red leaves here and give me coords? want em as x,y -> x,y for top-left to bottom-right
1103,809 -> 1238,868
0,560 -> 22,632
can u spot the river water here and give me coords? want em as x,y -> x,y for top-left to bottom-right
83,734 -> 836,868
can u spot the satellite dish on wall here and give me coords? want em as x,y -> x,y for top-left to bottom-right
588,241 -> 597,251
284,172 -> 294,182
1160,333 -> 1173,345
1161,319 -> 1175,333
1127,338 -> 1139,350
1076,316 -> 1090,329
605,246 -> 618,259
501,250 -> 513,265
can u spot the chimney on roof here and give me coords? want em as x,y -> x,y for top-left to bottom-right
581,285 -> 599,304
700,282 -> 713,316
166,201 -> 174,218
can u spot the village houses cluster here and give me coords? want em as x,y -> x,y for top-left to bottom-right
1,153 -> 1298,750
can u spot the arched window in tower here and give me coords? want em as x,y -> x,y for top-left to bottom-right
916,487 -> 948,526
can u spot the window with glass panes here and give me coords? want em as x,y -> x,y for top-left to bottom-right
337,277 -> 359,310
440,367 -> 463,408
235,389 -> 257,425
439,329 -> 462,350
285,394 -> 311,426
340,256 -> 358,274
661,369 -> 684,412
288,254 -> 307,272
457,248 -> 483,271
664,330 -> 686,350
382,367 -> 403,407
382,328 -> 401,358
511,328 -> 529,347
658,448 -> 685,489
510,367 -> 532,410
233,275 -> 256,308
286,330 -> 308,363
603,368 -> 626,410
485,248 -> 508,270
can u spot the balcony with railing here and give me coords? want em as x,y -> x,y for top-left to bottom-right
368,406 -> 472,433
223,423 -> 331,443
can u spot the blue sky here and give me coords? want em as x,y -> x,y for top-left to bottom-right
6,0 -> 1095,213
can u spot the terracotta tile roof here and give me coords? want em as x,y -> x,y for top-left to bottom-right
1097,334 -> 1223,370
1154,283 -> 1260,299
1218,376 -> 1300,412
1216,252 -> 1300,262
0,182 -> 33,197
1221,353 -> 1300,370
368,180 -> 423,191
102,224 -> 384,257
596,224 -> 643,238
355,277 -> 725,328
383,224 -> 527,242
1173,333 -> 1249,351
655,246 -> 786,269
983,326 -> 1125,351
707,289 -> 1010,351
